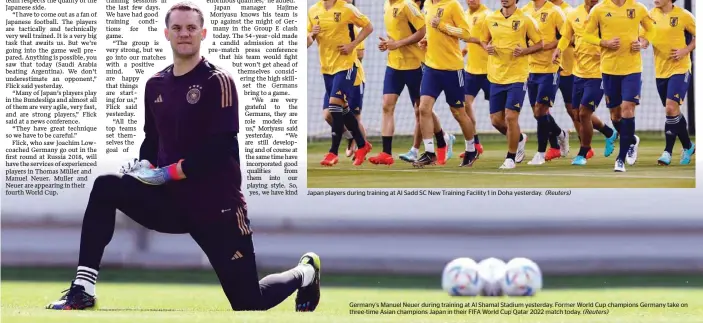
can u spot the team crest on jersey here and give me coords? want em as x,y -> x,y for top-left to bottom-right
187,85 -> 202,104
540,12 -> 548,23
334,12 -> 341,22
626,9 -> 635,19
512,20 -> 521,31
670,17 -> 679,27
393,8 -> 399,17
437,8 -> 444,17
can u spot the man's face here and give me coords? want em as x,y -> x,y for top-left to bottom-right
164,9 -> 206,59
588,0 -> 600,7
654,0 -> 671,8
467,0 -> 480,9
501,0 -> 517,9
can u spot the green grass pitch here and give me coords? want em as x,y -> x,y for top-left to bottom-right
307,133 -> 696,188
2,267 -> 702,323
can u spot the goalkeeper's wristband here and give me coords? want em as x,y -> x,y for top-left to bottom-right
165,159 -> 186,181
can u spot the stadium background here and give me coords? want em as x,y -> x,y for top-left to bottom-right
306,0 -> 696,141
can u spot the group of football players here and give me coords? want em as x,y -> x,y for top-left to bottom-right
308,0 -> 695,172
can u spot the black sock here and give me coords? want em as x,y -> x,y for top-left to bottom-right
677,114 -> 692,149
547,115 -> 562,149
578,146 -> 591,157
435,131 -> 447,148
382,136 -> 393,155
78,176 -> 121,270
329,108 -> 344,154
612,119 -> 622,134
474,134 -> 480,144
506,152 -> 516,161
547,114 -> 563,137
257,269 -> 303,310
665,115 -> 678,154
596,124 -> 614,138
617,117 -> 635,161
537,115 -> 549,153
342,109 -> 366,148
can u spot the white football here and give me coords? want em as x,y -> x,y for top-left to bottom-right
478,257 -> 507,296
501,257 -> 543,296
441,257 -> 483,296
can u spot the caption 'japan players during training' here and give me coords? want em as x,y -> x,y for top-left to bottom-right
481,0 -> 543,169
647,0 -> 696,166
523,0 -> 570,165
553,0 -> 618,166
47,2 -> 321,312
583,0 -> 656,172
414,0 -> 478,168
308,0 -> 373,167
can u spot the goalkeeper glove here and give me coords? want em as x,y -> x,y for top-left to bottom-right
119,158 -> 154,174
125,161 -> 185,186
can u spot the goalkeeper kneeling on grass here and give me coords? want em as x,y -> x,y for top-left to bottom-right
46,1 -> 321,312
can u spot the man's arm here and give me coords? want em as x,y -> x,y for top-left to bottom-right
556,17 -> 574,52
518,17 -> 544,56
582,9 -> 605,46
386,3 -> 427,49
673,10 -> 696,60
466,18 -> 484,44
544,10 -> 566,51
436,2 -> 472,41
638,5 -> 657,45
553,17 -> 574,63
139,92 -> 158,166
479,18 -> 494,54
344,4 -> 373,53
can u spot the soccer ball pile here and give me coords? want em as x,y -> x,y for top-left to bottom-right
441,257 -> 542,297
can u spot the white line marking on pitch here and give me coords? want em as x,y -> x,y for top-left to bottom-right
310,167 -> 695,180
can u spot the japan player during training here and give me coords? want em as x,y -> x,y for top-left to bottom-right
321,17 -> 369,160
370,0 -> 450,165
308,0 -> 373,167
400,0 -> 456,164
522,0 -> 570,165
458,0 -> 491,160
47,2 -> 321,312
583,0 -> 656,172
550,0 -> 583,150
646,0 -> 695,166
553,0 -> 618,165
413,0 -> 478,167
481,0 -> 543,169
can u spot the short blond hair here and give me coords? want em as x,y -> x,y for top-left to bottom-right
165,1 -> 204,27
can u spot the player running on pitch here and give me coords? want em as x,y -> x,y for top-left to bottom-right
481,0 -> 543,169
370,0 -> 454,165
522,0 -> 570,165
47,2 -> 321,312
308,0 -> 373,166
646,0 -> 695,166
413,0 -> 479,167
583,0 -> 657,172
550,0 -> 585,154
458,0 -> 491,160
552,0 -> 618,165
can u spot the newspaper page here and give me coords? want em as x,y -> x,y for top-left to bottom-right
1,0 -> 702,321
